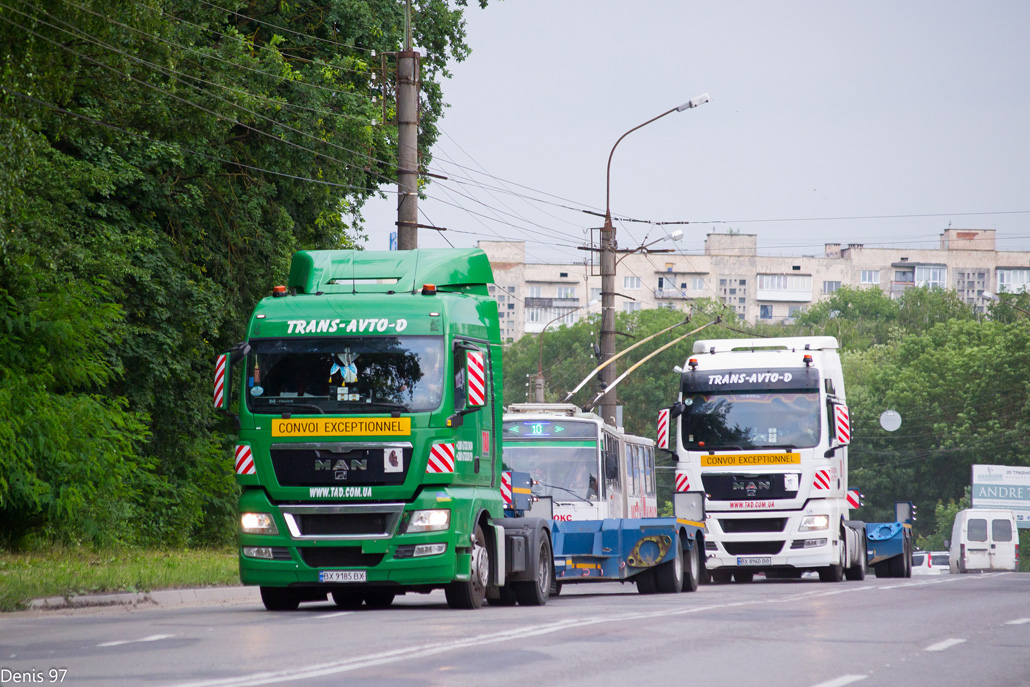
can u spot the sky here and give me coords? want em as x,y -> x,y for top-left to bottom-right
358,1 -> 1030,264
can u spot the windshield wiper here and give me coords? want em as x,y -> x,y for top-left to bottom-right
276,403 -> 325,415
538,482 -> 593,504
357,401 -> 409,412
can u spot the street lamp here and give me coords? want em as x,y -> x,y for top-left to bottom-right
598,94 -> 710,426
983,291 -> 1030,317
536,299 -> 600,403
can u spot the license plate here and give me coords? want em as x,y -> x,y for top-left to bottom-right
319,570 -> 366,583
737,557 -> 772,566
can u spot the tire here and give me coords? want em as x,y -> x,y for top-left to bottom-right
904,540 -> 913,578
683,541 -> 701,592
364,590 -> 396,609
636,568 -> 658,594
514,535 -> 552,606
845,537 -> 867,581
874,562 -> 890,578
711,569 -> 733,584
331,590 -> 364,610
656,541 -> 685,594
819,543 -> 845,582
489,585 -> 518,606
260,586 -> 300,611
733,570 -> 755,583
551,580 -> 563,597
889,552 -> 906,578
445,523 -> 489,609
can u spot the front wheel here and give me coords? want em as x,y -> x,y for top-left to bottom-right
364,590 -> 396,609
845,537 -> 867,581
513,534 -> 552,606
445,524 -> 490,609
260,587 -> 300,611
331,590 -> 364,610
819,543 -> 846,582
733,570 -> 754,583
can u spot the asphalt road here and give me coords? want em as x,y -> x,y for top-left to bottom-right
2,573 -> 1029,687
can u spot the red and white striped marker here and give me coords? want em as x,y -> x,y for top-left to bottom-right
427,443 -> 455,474
675,471 -> 690,493
500,471 -> 512,505
234,444 -> 256,475
846,489 -> 861,509
813,469 -> 831,490
467,351 -> 486,406
834,404 -> 851,444
213,354 -> 228,408
657,408 -> 670,450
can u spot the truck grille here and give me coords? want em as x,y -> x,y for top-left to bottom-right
298,547 -> 384,568
723,541 -> 785,556
702,473 -> 797,501
281,504 -> 404,540
270,442 -> 411,487
720,518 -> 788,533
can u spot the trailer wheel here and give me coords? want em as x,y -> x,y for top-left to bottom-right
445,524 -> 489,609
514,534 -> 552,606
874,562 -> 890,578
683,540 -> 701,592
331,590 -> 364,610
260,587 -> 300,611
656,540 -> 684,593
489,585 -> 518,606
710,569 -> 732,584
733,570 -> 754,583
364,590 -> 396,609
889,551 -> 906,577
636,569 -> 659,594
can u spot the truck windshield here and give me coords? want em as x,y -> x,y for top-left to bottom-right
245,336 -> 445,414
681,391 -> 821,450
503,444 -> 600,502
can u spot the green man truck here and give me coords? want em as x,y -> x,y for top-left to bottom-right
214,249 -> 553,610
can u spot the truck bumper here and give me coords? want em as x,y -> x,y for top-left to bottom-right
237,488 -> 478,590
704,502 -> 842,572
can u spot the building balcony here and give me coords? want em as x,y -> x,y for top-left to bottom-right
654,287 -> 690,300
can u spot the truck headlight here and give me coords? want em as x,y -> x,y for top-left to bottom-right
799,515 -> 830,531
241,512 -> 279,535
405,509 -> 451,533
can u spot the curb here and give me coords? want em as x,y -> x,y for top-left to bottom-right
29,586 -> 260,610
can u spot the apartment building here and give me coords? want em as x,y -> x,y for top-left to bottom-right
481,229 -> 1030,342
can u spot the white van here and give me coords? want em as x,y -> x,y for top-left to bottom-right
949,509 -> 1020,573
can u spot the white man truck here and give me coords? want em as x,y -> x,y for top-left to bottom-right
663,336 -> 866,583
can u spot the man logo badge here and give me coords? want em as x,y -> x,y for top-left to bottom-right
315,459 -> 367,481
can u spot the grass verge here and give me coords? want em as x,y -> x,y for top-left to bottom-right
0,548 -> 239,612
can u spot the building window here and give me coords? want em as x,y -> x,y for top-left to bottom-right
788,305 -> 803,317
894,270 -> 914,283
860,270 -> 880,285
623,302 -> 642,313
557,286 -> 576,299
590,287 -> 602,301
559,272 -> 568,278
526,308 -> 542,323
998,268 -> 1030,293
759,305 -> 772,319
528,286 -> 542,298
507,303 -> 514,310
823,281 -> 841,294
624,276 -> 641,290
915,265 -> 946,289
728,288 -> 736,295
691,277 -> 705,291
507,286 -> 515,293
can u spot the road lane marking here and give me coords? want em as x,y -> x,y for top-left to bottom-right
810,676 -> 867,687
1005,618 -> 1030,625
311,612 -> 354,620
98,634 -> 176,648
925,638 -> 966,652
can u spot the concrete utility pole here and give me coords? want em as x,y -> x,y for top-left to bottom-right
396,2 -> 419,250
598,94 -> 710,426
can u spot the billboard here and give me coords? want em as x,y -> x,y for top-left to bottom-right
972,464 -> 1030,528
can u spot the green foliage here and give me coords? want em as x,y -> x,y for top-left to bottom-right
0,0 -> 477,548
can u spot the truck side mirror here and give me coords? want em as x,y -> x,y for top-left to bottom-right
657,408 -> 670,450
674,491 -> 705,523
833,404 -> 851,446
465,350 -> 486,409
214,353 -> 231,411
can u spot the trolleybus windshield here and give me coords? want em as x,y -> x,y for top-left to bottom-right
502,420 -> 600,501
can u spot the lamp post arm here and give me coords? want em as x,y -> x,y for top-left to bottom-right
605,107 -> 677,219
